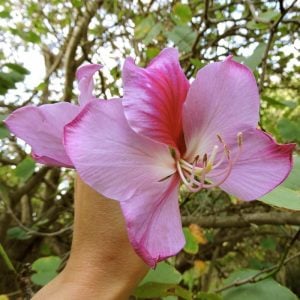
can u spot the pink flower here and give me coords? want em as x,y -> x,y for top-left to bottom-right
64,48 -> 295,267
4,64 -> 102,167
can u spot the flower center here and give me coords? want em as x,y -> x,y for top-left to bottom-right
176,132 -> 243,193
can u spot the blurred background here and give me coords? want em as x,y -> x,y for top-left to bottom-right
0,0 -> 299,299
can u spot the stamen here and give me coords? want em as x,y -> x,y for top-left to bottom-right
177,132 -> 243,193
204,136 -> 243,188
217,134 -> 224,144
177,161 -> 191,187
224,145 -> 230,160
217,134 -> 230,160
180,159 -> 204,174
211,155 -> 225,169
202,153 -> 208,167
177,161 -> 203,193
186,165 -> 207,193
203,159 -> 233,188
237,132 -> 243,148
207,145 -> 218,166
193,155 -> 200,163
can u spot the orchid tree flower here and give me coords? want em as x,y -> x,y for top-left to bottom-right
64,48 -> 295,267
4,64 -> 102,167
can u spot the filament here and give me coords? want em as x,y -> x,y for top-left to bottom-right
177,132 -> 243,192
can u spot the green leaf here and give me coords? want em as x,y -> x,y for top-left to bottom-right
260,186 -> 300,211
146,47 -> 160,60
190,58 -> 205,69
10,28 -> 41,44
0,10 -> 10,18
0,114 -> 9,139
0,243 -> 16,272
260,155 -> 300,210
7,226 -> 31,240
4,63 -> 30,75
143,22 -> 163,45
243,43 -> 267,71
0,126 -> 9,139
166,25 -> 196,52
260,237 -> 276,251
278,118 -> 300,143
195,292 -> 223,300
5,70 -> 24,83
31,256 -> 61,286
246,20 -> 269,30
163,296 -> 178,300
0,72 -> 15,89
135,16 -> 155,40
14,157 -> 36,181
134,282 -> 192,299
182,268 -> 197,290
173,3 -> 192,24
221,269 -> 297,300
71,0 -> 82,8
262,96 -> 297,108
0,114 -> 8,123
140,261 -> 182,286
257,11 -> 280,23
24,31 -> 41,43
282,155 -> 300,190
183,227 -> 199,254
35,82 -> 47,91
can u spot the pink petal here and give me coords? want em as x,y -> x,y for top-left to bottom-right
122,48 -> 189,152
5,103 -> 80,167
64,99 -> 176,201
183,56 -> 260,160
209,129 -> 295,201
76,64 -> 102,105
121,175 -> 185,267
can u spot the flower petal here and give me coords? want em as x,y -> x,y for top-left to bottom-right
122,48 -> 189,151
76,64 -> 102,105
121,175 -> 185,267
183,56 -> 260,160
209,129 -> 295,201
64,99 -> 176,201
5,102 -> 80,167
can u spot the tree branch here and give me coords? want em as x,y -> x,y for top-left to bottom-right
63,0 -> 103,100
182,212 -> 300,228
259,0 -> 298,91
11,167 -> 50,203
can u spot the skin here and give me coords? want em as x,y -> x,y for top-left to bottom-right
32,176 -> 149,300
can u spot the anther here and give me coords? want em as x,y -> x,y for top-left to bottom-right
202,153 -> 208,167
237,132 -> 243,147
193,155 -> 200,163
224,145 -> 230,160
217,134 -> 224,144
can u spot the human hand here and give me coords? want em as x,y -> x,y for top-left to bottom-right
32,176 -> 149,300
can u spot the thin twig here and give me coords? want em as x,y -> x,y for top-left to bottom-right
0,181 -> 73,237
214,229 -> 300,293
0,243 -> 17,273
244,0 -> 272,24
259,0 -> 298,92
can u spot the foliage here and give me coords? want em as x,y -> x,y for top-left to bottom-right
260,155 -> 300,210
221,269 -> 298,300
31,256 -> 62,286
0,0 -> 299,299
